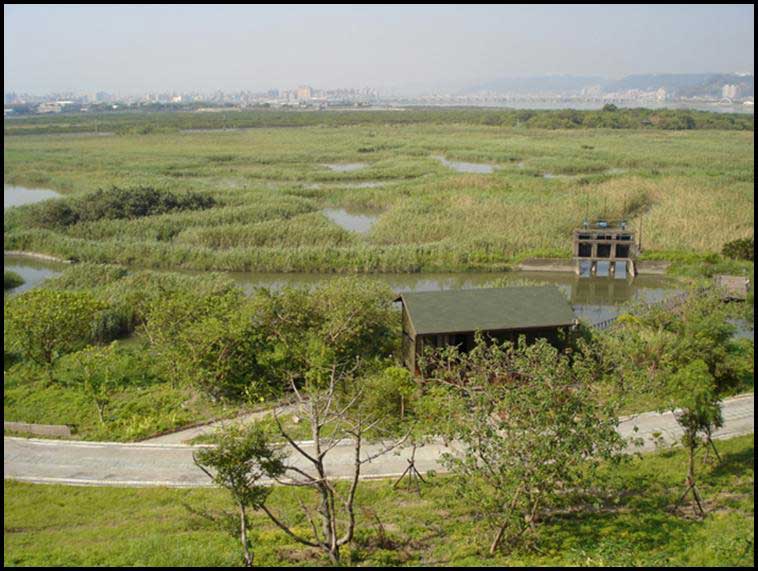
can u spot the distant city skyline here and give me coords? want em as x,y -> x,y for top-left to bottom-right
4,5 -> 754,95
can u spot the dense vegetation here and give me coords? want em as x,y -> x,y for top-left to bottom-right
4,261 -> 753,441
4,270 -> 24,290
3,107 -> 753,566
3,265 -> 400,440
3,260 -> 753,565
29,185 -> 216,229
4,434 -> 753,566
722,237 -> 754,261
4,120 -> 754,273
4,107 -> 754,137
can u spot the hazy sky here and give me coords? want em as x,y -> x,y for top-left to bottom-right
4,4 -> 754,94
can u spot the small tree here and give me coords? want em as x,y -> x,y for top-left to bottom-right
420,337 -> 623,555
63,342 -> 129,424
4,289 -> 106,381
193,423 -> 285,567
260,361 -> 409,565
665,360 -> 721,516
601,289 -> 742,515
142,289 -> 272,400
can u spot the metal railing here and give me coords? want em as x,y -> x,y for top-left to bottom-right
590,291 -> 691,331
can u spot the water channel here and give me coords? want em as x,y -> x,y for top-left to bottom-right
4,184 -> 62,209
432,155 -> 496,174
4,252 -> 687,326
322,207 -> 380,234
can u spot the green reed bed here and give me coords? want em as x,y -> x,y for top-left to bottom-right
4,123 -> 753,273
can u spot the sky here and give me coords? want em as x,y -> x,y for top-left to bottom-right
4,4 -> 754,95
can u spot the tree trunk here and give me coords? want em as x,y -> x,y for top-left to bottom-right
489,520 -> 510,555
239,503 -> 253,567
327,546 -> 340,566
95,400 -> 106,425
686,441 -> 705,516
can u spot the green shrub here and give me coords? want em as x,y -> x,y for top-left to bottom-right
4,289 -> 107,377
30,186 -> 216,229
4,271 -> 24,291
722,237 -> 754,261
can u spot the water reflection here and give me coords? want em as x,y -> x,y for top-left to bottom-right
3,255 -> 68,294
432,155 -> 496,174
4,185 -> 62,209
322,208 -> 380,234
304,181 -> 388,190
3,254 -> 681,326
322,163 -> 367,173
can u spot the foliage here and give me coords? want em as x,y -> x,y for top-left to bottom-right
599,288 -> 747,514
356,366 -> 417,432
3,343 -> 245,442
194,423 -> 286,567
4,288 -> 106,378
722,237 -> 754,261
602,289 -> 744,400
250,277 -> 397,387
142,289 -> 273,401
60,342 -> 135,424
4,107 -> 753,136
4,270 -> 24,290
419,337 -> 624,554
4,124 -> 753,273
259,354 -> 410,565
29,186 -> 216,229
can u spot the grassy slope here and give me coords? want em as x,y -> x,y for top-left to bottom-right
4,434 -> 754,567
4,125 -> 754,272
2,339 -> 246,442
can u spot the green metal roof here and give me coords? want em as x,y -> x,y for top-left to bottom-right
399,286 -> 576,336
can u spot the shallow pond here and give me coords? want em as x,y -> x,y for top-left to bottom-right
322,163 -> 367,173
4,185 -> 61,209
4,253 -> 686,326
433,155 -> 496,174
322,208 -> 380,234
304,181 -> 388,190
3,255 -> 69,295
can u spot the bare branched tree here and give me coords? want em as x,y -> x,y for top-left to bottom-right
260,360 -> 410,565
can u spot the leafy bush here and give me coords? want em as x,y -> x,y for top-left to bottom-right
31,186 -> 216,228
4,289 -> 107,378
4,271 -> 24,291
722,237 -> 754,261
30,200 -> 80,229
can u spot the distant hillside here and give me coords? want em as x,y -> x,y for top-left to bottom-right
461,75 -> 605,95
463,73 -> 754,98
605,73 -> 754,97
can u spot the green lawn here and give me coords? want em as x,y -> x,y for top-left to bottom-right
2,340 -> 247,442
4,435 -> 754,567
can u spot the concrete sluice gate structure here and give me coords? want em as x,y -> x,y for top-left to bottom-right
574,220 -> 637,279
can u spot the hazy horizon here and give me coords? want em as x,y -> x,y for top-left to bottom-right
4,4 -> 754,95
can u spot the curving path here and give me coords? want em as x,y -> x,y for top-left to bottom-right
4,394 -> 753,488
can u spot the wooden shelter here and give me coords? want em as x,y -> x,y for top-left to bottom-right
396,286 -> 577,373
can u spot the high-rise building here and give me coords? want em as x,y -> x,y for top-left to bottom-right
296,85 -> 313,100
722,84 -> 740,99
